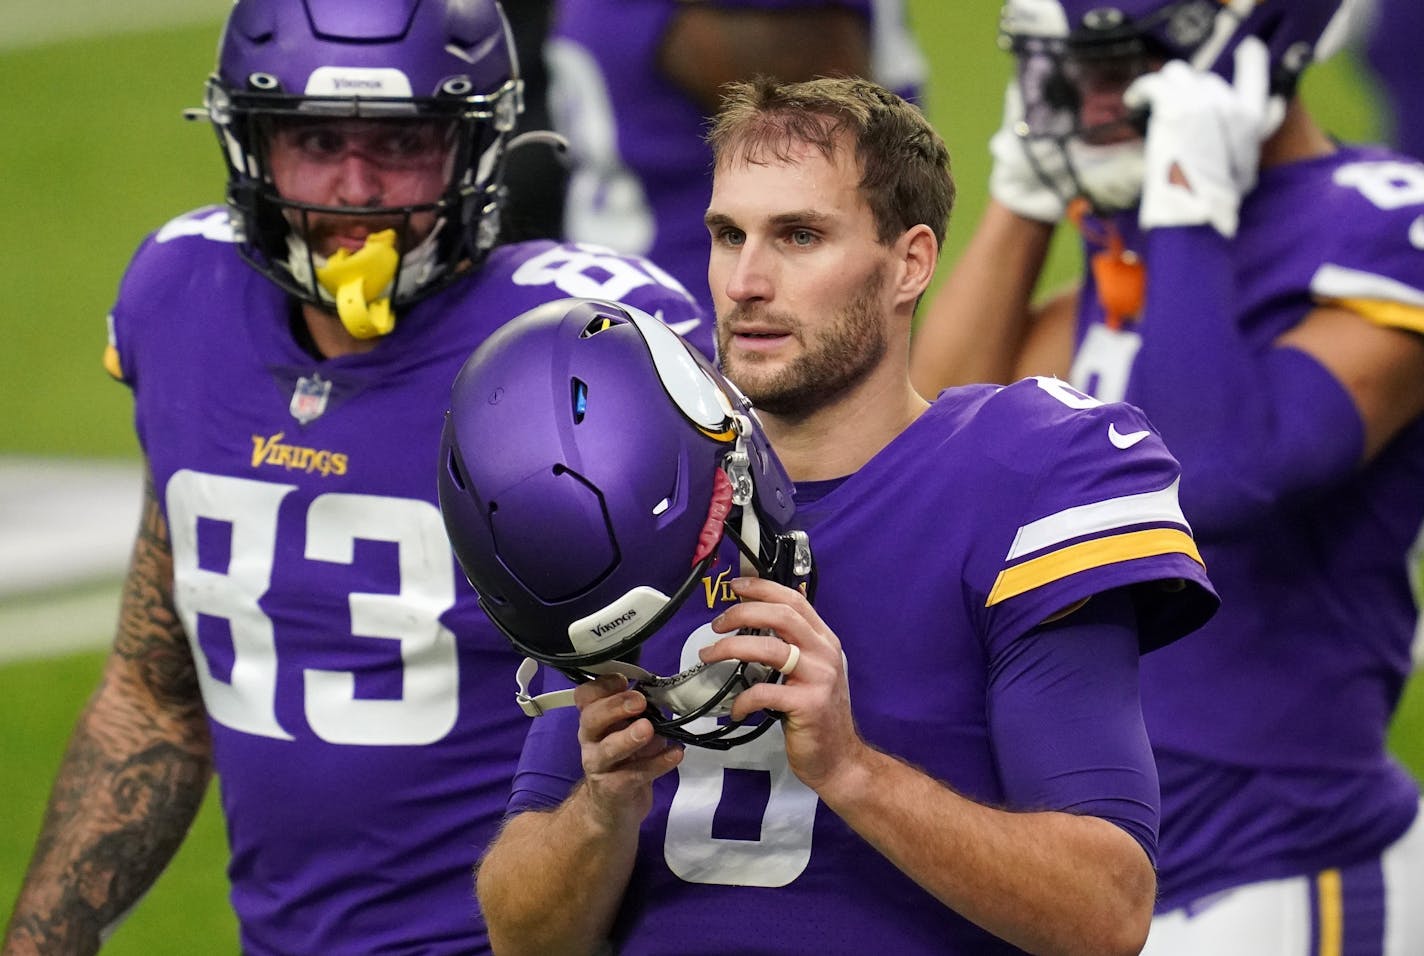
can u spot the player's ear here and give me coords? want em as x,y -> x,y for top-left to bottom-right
892,223 -> 938,309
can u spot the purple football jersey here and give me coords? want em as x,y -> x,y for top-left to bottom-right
509,379 -> 1216,954
547,0 -> 927,314
1068,146 -> 1424,908
105,206 -> 707,956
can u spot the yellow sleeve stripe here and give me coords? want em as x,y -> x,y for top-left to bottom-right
986,527 -> 1203,607
102,344 -> 124,381
103,312 -> 125,381
1318,295 -> 1424,336
1309,263 -> 1424,334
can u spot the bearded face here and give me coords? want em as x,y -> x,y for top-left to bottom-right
717,264 -> 888,418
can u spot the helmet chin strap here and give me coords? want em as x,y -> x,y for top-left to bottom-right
315,230 -> 398,339
722,414 -> 762,578
512,657 -> 775,719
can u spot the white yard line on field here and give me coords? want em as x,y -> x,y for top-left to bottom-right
0,457 -> 141,662
0,457 -> 143,599
0,581 -> 121,665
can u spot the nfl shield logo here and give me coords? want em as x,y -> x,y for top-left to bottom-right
290,374 -> 332,424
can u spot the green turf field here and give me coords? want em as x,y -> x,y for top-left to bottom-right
0,3 -> 1416,951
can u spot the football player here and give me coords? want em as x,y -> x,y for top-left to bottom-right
2,2 -> 705,954
471,76 -> 1219,955
545,0 -> 927,314
909,1 -> 1424,951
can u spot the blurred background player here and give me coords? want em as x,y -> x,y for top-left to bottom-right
2,1 -> 704,954
498,0 -> 567,241
910,1 -> 1424,951
473,76 -> 1219,956
544,0 -> 927,313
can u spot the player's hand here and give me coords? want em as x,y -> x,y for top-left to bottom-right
573,675 -> 683,830
699,577 -> 868,793
1124,36 -> 1285,238
989,80 -> 1068,223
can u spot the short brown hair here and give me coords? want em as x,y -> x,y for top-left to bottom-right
707,75 -> 954,249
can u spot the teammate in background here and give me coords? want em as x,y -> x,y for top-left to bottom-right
909,2 -> 1424,950
545,0 -> 927,313
499,0 -> 568,241
471,75 -> 1219,956
2,1 -> 704,954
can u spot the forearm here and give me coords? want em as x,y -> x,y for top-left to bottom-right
910,200 -> 1057,393
5,468 -> 211,955
1127,226 -> 1363,533
818,748 -> 1153,956
4,684 -> 211,955
477,785 -> 640,956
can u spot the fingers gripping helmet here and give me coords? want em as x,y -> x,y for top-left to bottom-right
437,298 -> 814,749
204,0 -> 522,332
1000,0 -> 1353,212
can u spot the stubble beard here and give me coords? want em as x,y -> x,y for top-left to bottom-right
718,266 -> 888,419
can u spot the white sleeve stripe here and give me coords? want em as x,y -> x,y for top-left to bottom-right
1310,264 -> 1424,308
1005,478 -> 1189,560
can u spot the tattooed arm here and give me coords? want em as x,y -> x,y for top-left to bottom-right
3,467 -> 213,955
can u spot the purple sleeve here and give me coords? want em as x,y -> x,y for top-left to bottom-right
987,586 -> 1159,865
1127,225 -> 1364,536
507,672 -> 584,816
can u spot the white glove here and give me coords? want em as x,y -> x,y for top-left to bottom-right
1124,36 -> 1286,239
988,81 -> 1068,223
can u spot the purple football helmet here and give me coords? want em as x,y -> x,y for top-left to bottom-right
437,298 -> 813,749
202,0 -> 522,313
999,0 -> 1354,211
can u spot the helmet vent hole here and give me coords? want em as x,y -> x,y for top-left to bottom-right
580,315 -> 626,338
652,497 -> 671,516
446,449 -> 467,491
248,72 -> 280,91
571,378 -> 589,423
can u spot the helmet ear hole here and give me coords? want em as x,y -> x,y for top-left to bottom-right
572,379 -> 589,424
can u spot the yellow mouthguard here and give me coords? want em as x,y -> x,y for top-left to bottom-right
315,229 -> 399,339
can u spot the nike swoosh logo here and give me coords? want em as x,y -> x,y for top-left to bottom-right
1410,214 -> 1424,251
1108,423 -> 1151,449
